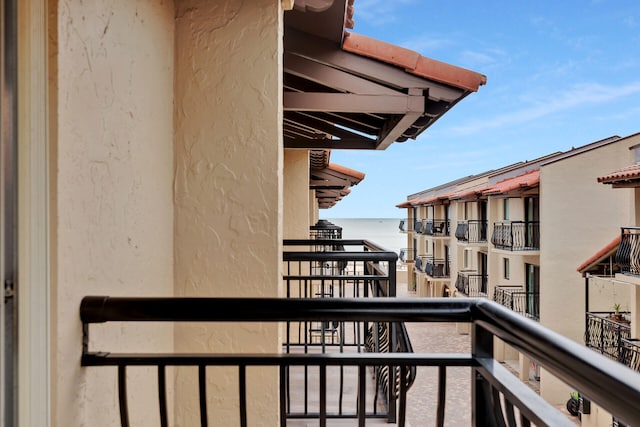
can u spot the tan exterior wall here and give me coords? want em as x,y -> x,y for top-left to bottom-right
539,137 -> 638,404
173,0 -> 282,425
51,1 -> 175,425
284,150 -> 310,239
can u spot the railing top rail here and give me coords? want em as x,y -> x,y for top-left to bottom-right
80,296 -> 640,424
283,239 -> 393,253
283,251 -> 397,262
473,299 -> 640,423
621,226 -> 640,232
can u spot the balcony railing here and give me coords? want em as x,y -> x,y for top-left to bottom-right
620,338 -> 640,372
455,220 -> 487,243
491,221 -> 540,251
81,297 -> 640,427
398,219 -> 413,233
616,227 -> 640,276
413,219 -> 423,234
585,312 -> 631,361
423,219 -> 450,237
423,257 -> 449,278
493,285 -> 539,320
399,247 -> 415,263
282,239 -> 415,422
455,272 -> 487,297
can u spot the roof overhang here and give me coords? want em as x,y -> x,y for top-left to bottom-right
283,4 -> 486,150
310,150 -> 365,208
598,163 -> 640,188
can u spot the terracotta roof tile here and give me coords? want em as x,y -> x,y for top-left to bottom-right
449,184 -> 489,201
576,235 -> 621,275
483,170 -> 540,196
342,32 -> 487,92
396,200 -> 413,208
598,163 -> 640,184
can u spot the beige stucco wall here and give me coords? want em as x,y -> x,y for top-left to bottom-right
173,0 -> 283,425
284,150 -> 310,239
51,0 -> 175,425
539,137 -> 637,404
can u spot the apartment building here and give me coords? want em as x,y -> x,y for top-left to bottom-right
398,133 -> 640,411
4,0 -> 489,425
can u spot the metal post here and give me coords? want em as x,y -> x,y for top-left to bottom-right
472,322 -> 493,426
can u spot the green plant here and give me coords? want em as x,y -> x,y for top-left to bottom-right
614,303 -> 621,314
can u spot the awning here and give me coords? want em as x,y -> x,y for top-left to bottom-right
483,170 -> 540,196
576,235 -> 620,276
283,3 -> 486,150
598,163 -> 640,188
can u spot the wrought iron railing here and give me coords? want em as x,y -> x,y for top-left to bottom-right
310,219 -> 342,239
423,219 -> 450,236
282,239 -> 415,422
585,312 -> 631,361
399,247 -> 415,263
491,221 -> 540,251
454,220 -> 487,243
423,257 -> 449,278
616,227 -> 640,275
81,297 -> 640,427
620,338 -> 640,372
455,272 -> 487,297
493,285 -> 539,320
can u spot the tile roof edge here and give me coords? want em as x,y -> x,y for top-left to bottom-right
342,32 -> 487,92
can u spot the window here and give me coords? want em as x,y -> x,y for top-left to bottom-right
463,248 -> 472,269
503,258 -> 510,280
503,198 -> 510,220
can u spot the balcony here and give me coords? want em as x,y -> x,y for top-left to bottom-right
423,219 -> 450,237
399,247 -> 415,263
491,221 -> 540,251
621,338 -> 640,372
455,271 -> 487,297
616,227 -> 640,276
81,297 -> 640,426
454,220 -> 487,243
423,257 -> 449,278
585,311 -> 631,361
493,285 -> 539,321
398,219 -> 413,233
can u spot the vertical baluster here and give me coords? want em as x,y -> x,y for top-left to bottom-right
398,365 -> 408,427
239,365 -> 247,427
280,366 -> 287,427
158,365 -> 168,427
319,365 -> 326,427
358,365 -> 366,427
118,365 -> 130,427
436,366 -> 446,427
504,400 -> 517,427
199,365 -> 208,427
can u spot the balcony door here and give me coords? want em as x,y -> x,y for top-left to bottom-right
1,0 -> 17,422
525,197 -> 539,248
526,263 -> 540,318
479,200 -> 487,241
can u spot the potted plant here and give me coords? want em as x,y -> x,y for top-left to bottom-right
609,303 -> 629,324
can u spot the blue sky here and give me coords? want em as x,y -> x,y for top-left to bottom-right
322,0 -> 640,218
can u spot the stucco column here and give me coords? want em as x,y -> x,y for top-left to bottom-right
284,150 -> 310,239
174,1 -> 283,425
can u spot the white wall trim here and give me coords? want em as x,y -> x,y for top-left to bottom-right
17,0 -> 50,425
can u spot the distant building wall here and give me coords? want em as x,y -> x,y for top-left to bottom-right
539,136 -> 638,404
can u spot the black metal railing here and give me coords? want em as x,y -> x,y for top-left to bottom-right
493,285 -> 539,321
616,227 -> 640,276
399,247 -> 415,262
455,272 -> 487,297
282,239 -> 415,422
585,312 -> 631,361
491,221 -> 540,251
455,220 -> 487,243
620,338 -> 640,372
399,219 -> 415,233
81,297 -> 640,427
310,219 -> 342,239
423,219 -> 450,237
423,257 -> 449,278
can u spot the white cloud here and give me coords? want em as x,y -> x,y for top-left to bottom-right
448,81 -> 640,136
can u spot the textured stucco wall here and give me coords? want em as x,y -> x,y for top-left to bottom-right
173,0 -> 282,425
52,0 -> 175,425
539,136 -> 637,404
284,150 -> 310,239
